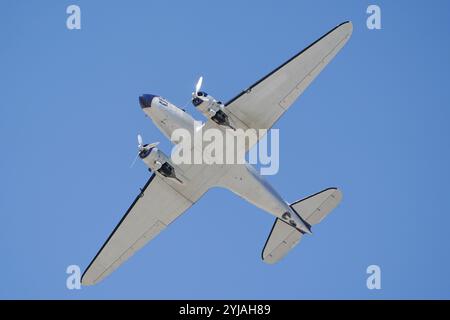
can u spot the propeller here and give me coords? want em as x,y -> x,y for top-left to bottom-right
146,141 -> 160,149
183,76 -> 204,109
137,134 -> 144,151
194,76 -> 203,95
130,134 -> 159,168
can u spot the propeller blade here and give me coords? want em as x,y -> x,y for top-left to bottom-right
195,76 -> 203,94
147,141 -> 160,148
137,134 -> 143,148
129,153 -> 139,168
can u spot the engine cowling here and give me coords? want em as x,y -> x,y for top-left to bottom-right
139,146 -> 183,183
192,92 -> 235,130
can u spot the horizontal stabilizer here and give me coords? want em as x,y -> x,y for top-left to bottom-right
262,188 -> 342,264
262,218 -> 302,264
290,188 -> 342,225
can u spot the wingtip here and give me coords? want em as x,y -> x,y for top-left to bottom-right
333,188 -> 343,203
261,254 -> 277,265
81,278 -> 95,286
80,272 -> 97,286
342,21 -> 353,35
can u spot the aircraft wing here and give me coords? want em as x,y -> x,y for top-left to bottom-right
81,174 -> 194,285
224,21 -> 352,150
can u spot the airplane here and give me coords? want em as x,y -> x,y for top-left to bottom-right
81,21 -> 353,285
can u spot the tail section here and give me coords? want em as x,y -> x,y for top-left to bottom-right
262,188 -> 342,264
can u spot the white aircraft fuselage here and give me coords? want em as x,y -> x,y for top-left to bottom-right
138,93 -> 311,234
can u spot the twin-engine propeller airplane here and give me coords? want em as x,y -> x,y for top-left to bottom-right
82,21 -> 353,285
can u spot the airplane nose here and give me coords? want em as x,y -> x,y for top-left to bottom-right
139,94 -> 157,109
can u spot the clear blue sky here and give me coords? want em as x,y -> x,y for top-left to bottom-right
1,1 -> 450,299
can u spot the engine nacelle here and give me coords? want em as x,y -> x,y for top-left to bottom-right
192,92 -> 235,130
139,146 -> 183,183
